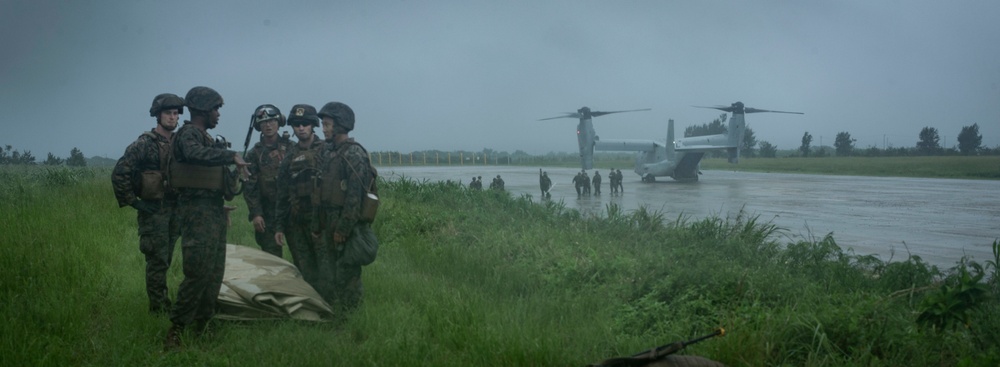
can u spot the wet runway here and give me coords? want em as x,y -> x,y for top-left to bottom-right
383,165 -> 1000,269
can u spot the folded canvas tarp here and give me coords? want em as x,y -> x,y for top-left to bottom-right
216,244 -> 335,321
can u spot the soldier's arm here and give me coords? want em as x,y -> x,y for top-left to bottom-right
243,146 -> 263,221
111,138 -> 147,207
175,129 -> 237,166
333,146 -> 372,237
272,154 -> 292,234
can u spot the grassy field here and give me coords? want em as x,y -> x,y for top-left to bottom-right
2,166 -> 999,366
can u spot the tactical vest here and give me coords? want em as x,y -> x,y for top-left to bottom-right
168,129 -> 224,190
137,131 -> 169,200
256,143 -> 286,201
287,145 -> 321,199
320,141 -> 379,222
320,149 -> 346,207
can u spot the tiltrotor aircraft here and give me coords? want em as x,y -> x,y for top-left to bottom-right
539,102 -> 802,182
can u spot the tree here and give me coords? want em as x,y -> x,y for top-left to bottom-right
44,152 -> 65,166
957,123 -> 982,155
916,127 -> 942,155
741,126 -> 757,158
684,114 -> 727,137
799,132 -> 813,157
3,145 -> 37,165
67,147 -> 87,167
758,141 -> 777,158
834,131 -> 856,156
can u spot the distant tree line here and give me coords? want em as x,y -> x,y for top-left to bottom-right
785,123 -> 993,158
735,123 -> 993,158
0,145 -> 87,166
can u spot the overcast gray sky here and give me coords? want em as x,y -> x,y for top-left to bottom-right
2,0 -> 998,159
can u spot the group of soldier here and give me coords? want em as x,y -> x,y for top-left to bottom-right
112,86 -> 379,350
468,174 -> 505,190
538,168 -> 624,198
567,168 -> 624,197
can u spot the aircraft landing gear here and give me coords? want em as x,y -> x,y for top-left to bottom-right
642,174 -> 656,183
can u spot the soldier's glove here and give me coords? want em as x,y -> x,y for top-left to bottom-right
131,200 -> 160,214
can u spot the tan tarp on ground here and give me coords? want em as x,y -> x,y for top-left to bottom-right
216,244 -> 335,321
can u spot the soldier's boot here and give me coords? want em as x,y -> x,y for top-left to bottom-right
193,319 -> 212,339
163,324 -> 183,351
342,277 -> 364,312
149,297 -> 172,315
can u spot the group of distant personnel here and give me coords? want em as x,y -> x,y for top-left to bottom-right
468,174 -> 505,191
569,168 -> 625,197
465,169 -> 629,199
538,168 -> 625,198
111,87 -> 379,350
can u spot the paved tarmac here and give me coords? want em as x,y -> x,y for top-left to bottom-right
383,165 -> 1000,269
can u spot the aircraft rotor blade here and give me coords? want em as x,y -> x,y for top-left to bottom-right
537,113 -> 581,121
744,107 -> 804,114
589,108 -> 651,118
693,105 -> 737,113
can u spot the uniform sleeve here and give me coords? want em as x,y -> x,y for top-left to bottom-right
111,137 -> 148,207
243,145 -> 263,220
174,127 -> 236,165
334,145 -> 373,236
272,151 -> 292,233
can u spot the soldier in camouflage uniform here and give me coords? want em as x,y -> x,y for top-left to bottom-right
242,104 -> 291,258
317,101 -> 379,311
164,86 -> 250,349
273,104 -> 332,300
592,170 -> 602,195
112,93 -> 184,314
539,169 -> 552,198
609,168 -> 617,195
615,168 -> 624,193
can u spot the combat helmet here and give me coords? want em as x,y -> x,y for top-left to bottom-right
287,104 -> 319,127
252,104 -> 285,131
317,102 -> 355,133
184,86 -> 224,112
149,93 -> 185,117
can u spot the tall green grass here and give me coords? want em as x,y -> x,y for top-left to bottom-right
2,166 -> 998,366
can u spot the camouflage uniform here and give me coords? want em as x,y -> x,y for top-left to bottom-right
573,172 -> 583,196
170,122 -> 238,329
592,171 -> 602,195
274,135 -> 330,298
539,170 -> 552,198
243,136 -> 291,258
112,129 -> 180,313
316,101 -> 378,311
615,169 -> 624,193
609,169 -> 617,194
317,137 -> 376,310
